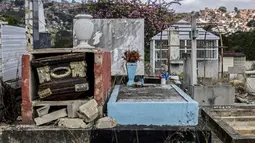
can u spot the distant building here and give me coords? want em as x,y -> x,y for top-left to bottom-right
221,51 -> 246,72
150,20 -> 220,78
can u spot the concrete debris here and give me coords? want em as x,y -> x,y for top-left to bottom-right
95,117 -> 117,129
37,105 -> 50,117
85,121 -> 94,129
170,76 -> 179,81
97,105 -> 104,118
58,118 -> 87,128
236,86 -> 246,94
236,96 -> 250,104
16,116 -> 22,121
78,99 -> 99,122
77,111 -> 98,123
34,108 -> 67,126
174,80 -> 181,85
67,101 -> 88,118
229,80 -> 245,87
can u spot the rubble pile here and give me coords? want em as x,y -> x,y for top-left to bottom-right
34,99 -> 117,129
232,69 -> 255,104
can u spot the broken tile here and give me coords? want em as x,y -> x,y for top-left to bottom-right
34,108 -> 67,126
77,111 -> 98,123
67,101 -> 88,118
36,105 -> 50,117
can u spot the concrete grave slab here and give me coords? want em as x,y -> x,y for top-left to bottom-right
108,84 -> 199,126
201,105 -> 255,143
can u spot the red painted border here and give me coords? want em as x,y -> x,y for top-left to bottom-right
21,54 -> 33,124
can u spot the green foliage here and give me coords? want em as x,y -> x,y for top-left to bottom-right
5,15 -> 19,25
247,20 -> 255,27
54,1 -> 180,61
218,6 -> 227,13
0,10 -> 24,25
228,30 -> 255,60
54,29 -> 73,48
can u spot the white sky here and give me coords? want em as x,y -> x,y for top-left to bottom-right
168,0 -> 255,13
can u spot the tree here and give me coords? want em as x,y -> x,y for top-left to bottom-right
247,20 -> 255,27
5,15 -> 19,25
53,1 -> 181,61
219,6 -> 227,13
228,31 -> 255,60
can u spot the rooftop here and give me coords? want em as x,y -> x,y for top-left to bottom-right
151,20 -> 219,41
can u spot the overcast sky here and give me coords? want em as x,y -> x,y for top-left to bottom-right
168,0 -> 255,13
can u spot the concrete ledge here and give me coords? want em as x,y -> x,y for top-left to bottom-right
107,84 -> 199,126
1,126 -> 90,143
1,122 -> 211,143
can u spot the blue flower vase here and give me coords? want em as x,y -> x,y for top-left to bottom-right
126,62 -> 137,86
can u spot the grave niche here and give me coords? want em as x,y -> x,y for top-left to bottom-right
31,52 -> 94,101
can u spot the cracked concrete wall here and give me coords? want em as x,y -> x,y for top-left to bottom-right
192,85 -> 235,106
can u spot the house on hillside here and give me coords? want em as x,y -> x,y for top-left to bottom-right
150,20 -> 220,78
221,51 -> 246,72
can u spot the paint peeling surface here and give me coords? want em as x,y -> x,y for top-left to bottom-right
73,19 -> 145,76
107,85 -> 199,126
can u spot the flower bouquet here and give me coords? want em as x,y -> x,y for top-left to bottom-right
158,72 -> 170,85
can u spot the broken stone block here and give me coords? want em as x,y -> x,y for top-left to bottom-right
77,111 -> 98,123
34,108 -> 67,126
97,105 -> 104,118
67,101 -> 88,118
95,117 -> 117,129
58,118 -> 87,128
36,105 -> 50,117
79,99 -> 98,119
86,121 -> 94,128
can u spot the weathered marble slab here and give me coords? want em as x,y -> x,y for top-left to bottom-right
73,19 -> 145,76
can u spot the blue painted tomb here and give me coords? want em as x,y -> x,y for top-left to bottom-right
107,84 -> 199,126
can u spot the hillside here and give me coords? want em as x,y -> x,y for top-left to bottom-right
183,8 -> 255,35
